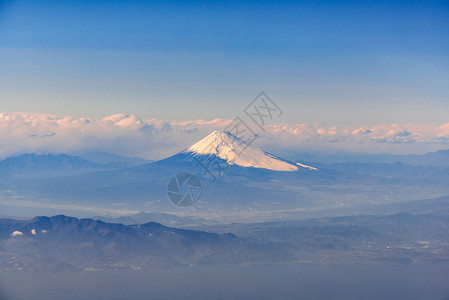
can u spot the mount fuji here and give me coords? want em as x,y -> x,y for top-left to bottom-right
154,130 -> 317,174
183,130 -> 309,172
1,131 -> 446,222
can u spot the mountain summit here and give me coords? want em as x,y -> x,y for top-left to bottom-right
183,131 -> 314,172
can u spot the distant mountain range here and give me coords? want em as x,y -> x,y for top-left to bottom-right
295,149 -> 449,167
0,152 -> 152,176
0,215 -> 282,272
1,211 -> 448,272
308,161 -> 449,182
0,153 -> 106,175
0,131 -> 448,221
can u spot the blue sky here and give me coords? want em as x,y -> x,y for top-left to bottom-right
1,0 -> 448,126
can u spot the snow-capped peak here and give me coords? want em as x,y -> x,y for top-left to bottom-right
184,131 -> 314,172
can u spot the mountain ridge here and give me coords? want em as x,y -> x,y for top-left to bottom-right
0,153 -> 108,175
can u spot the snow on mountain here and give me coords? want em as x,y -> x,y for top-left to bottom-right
183,131 -> 316,172
296,162 -> 318,171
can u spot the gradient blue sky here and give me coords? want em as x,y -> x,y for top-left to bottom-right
1,0 -> 448,126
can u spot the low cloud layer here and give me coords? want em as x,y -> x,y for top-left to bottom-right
0,112 -> 448,160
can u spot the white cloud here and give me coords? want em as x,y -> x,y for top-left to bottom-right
0,112 -> 448,159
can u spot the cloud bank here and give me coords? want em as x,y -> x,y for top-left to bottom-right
0,112 -> 448,160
